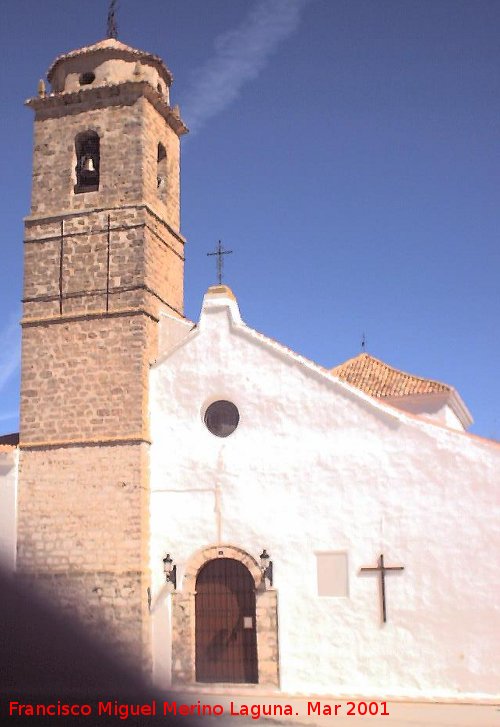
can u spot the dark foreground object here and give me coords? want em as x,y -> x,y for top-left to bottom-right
0,568 -> 195,726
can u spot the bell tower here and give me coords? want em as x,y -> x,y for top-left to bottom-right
16,38 -> 187,669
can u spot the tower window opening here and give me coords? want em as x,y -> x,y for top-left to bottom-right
79,71 -> 96,86
157,142 -> 167,201
75,131 -> 100,193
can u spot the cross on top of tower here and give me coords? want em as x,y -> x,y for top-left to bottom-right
207,240 -> 233,285
107,0 -> 118,39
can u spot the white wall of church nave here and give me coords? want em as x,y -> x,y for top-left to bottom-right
384,393 -> 465,431
0,449 -> 18,572
149,297 -> 500,698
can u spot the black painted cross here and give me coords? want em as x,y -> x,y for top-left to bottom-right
360,553 -> 404,623
207,240 -> 233,285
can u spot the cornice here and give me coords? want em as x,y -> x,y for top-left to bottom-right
25,80 -> 188,136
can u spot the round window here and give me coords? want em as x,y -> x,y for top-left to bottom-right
79,72 -> 96,86
204,400 -> 239,438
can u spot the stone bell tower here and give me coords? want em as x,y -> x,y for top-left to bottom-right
16,38 -> 187,669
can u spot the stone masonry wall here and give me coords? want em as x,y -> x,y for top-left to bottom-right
23,207 -> 184,322
17,443 -> 151,669
20,314 -> 156,444
30,90 -> 182,233
142,99 -> 181,231
31,94 -> 142,216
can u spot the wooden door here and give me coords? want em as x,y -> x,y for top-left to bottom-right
195,558 -> 258,683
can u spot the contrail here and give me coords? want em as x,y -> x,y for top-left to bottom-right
181,0 -> 312,135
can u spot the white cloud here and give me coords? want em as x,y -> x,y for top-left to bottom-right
0,315 -> 21,395
182,0 -> 312,135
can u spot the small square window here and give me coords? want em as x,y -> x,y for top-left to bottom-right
316,552 -> 348,597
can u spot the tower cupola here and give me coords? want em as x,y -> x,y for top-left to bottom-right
47,38 -> 174,102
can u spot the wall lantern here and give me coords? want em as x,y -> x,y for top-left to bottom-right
260,549 -> 273,587
163,553 -> 177,589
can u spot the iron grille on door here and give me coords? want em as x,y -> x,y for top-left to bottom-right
195,558 -> 258,683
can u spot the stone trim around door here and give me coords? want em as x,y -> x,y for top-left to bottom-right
171,544 -> 279,688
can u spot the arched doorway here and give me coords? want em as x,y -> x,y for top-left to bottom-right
195,558 -> 258,683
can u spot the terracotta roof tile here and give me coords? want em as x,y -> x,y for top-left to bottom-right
0,432 -> 19,446
331,353 -> 450,398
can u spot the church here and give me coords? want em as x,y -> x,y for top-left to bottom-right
0,31 -> 499,702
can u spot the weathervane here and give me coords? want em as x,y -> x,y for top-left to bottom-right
107,0 -> 118,39
207,240 -> 233,285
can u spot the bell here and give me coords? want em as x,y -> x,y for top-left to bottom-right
82,156 -> 95,172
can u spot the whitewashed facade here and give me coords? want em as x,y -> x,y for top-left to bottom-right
0,446 -> 18,572
149,285 -> 500,700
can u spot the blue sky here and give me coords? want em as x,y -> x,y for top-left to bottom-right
0,0 -> 499,439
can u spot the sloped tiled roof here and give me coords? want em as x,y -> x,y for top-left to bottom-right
0,432 -> 19,446
331,353 -> 451,399
0,432 -> 18,452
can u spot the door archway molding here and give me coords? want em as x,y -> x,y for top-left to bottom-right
183,544 -> 262,592
171,544 -> 279,688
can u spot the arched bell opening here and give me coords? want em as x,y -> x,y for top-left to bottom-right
157,142 -> 167,204
74,130 -> 100,193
